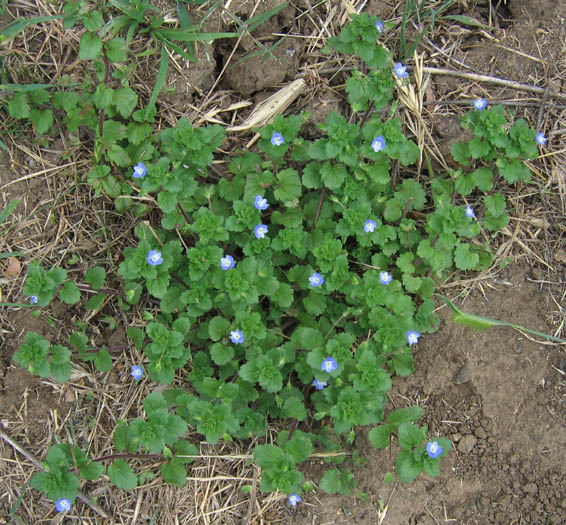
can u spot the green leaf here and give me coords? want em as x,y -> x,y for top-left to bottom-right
386,406 -> 423,425
281,397 -> 307,421
395,449 -> 422,483
8,93 -> 30,119
82,10 -> 104,31
79,32 -> 103,60
79,460 -> 105,480
320,162 -> 347,190
105,38 -> 127,62
397,423 -> 425,451
161,458 -> 187,487
94,349 -> 112,372
108,459 -> 138,490
274,168 -> 302,204
29,108 -> 54,135
85,266 -> 106,290
298,327 -> 323,349
454,243 -> 479,271
210,343 -> 234,366
113,87 -> 138,118
58,281 -> 81,304
208,316 -> 230,341
368,424 -> 395,449
319,469 -> 355,495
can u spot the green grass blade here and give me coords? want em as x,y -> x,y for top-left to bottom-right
154,29 -> 237,42
146,45 -> 169,115
438,294 -> 566,343
441,15 -> 493,31
161,38 -> 195,63
0,15 -> 64,41
244,2 -> 288,33
0,199 -> 19,225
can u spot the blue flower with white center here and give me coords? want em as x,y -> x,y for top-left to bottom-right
313,379 -> 327,390
426,441 -> 443,459
309,272 -> 324,287
270,132 -> 285,146
288,493 -> 301,507
131,365 -> 144,381
147,250 -> 162,266
254,224 -> 268,239
55,498 -> 72,512
379,271 -> 392,285
473,98 -> 488,111
371,136 -> 386,153
407,330 -> 421,345
364,219 -> 377,232
220,254 -> 235,270
536,132 -> 546,146
132,162 -> 147,179
394,62 -> 408,78
465,205 -> 476,219
230,330 -> 244,344
376,20 -> 384,33
254,195 -> 269,210
321,357 -> 338,373
29,295 -> 38,304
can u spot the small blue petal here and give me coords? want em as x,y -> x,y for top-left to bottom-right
394,62 -> 408,78
364,219 -> 377,232
379,271 -> 392,285
230,330 -> 245,344
313,379 -> 328,390
536,132 -> 546,146
131,365 -> 144,381
376,20 -> 384,33
473,98 -> 488,111
254,224 -> 268,239
29,295 -> 38,304
147,250 -> 163,266
371,136 -> 386,153
55,498 -> 72,512
220,255 -> 235,270
132,162 -> 147,179
465,205 -> 476,219
407,330 -> 420,345
254,195 -> 269,210
321,357 -> 338,373
270,132 -> 285,146
309,272 -> 324,287
426,441 -> 443,459
288,493 -> 302,507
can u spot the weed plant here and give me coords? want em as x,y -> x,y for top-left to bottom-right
4,7 -> 548,514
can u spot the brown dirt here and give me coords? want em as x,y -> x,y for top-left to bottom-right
1,0 -> 565,523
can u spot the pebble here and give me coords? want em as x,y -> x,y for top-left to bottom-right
454,365 -> 470,384
458,434 -> 477,454
474,427 -> 487,439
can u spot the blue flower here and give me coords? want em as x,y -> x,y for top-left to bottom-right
230,330 -> 245,344
270,132 -> 285,146
407,330 -> 420,345
473,98 -> 488,111
55,498 -> 72,512
147,250 -> 162,266
309,272 -> 324,287
465,205 -> 476,219
29,295 -> 38,304
376,20 -> 384,33
364,219 -> 377,232
132,162 -> 147,179
321,357 -> 338,373
371,136 -> 386,153
288,493 -> 302,507
220,255 -> 235,270
313,379 -> 327,390
131,365 -> 144,381
426,441 -> 443,459
254,195 -> 269,210
254,224 -> 268,239
379,271 -> 392,285
536,132 -> 546,146
394,62 -> 408,78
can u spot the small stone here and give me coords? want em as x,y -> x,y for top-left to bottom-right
474,427 -> 487,439
451,433 -> 462,442
454,365 -> 470,384
458,434 -> 477,454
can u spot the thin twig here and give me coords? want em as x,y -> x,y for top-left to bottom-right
0,429 -> 109,518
